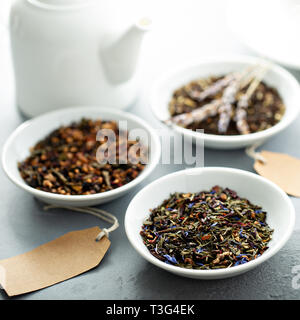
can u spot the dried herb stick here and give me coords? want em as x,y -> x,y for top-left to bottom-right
168,66 -> 285,135
140,186 -> 273,270
217,66 -> 265,133
217,81 -> 240,133
189,73 -> 235,102
166,100 -> 221,127
235,66 -> 269,134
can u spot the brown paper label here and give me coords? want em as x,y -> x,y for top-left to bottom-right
0,226 -> 110,297
254,150 -> 300,197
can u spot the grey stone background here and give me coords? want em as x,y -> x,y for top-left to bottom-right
0,0 -> 299,299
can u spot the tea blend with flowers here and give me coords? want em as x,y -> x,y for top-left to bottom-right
168,66 -> 285,135
140,186 -> 273,270
18,118 -> 146,195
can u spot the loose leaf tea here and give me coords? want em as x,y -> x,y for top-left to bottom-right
168,69 -> 285,135
18,118 -> 146,195
140,186 -> 273,270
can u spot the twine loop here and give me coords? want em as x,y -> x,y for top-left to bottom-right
43,205 -> 119,241
245,143 -> 267,164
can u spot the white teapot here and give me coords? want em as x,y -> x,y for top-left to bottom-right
9,0 -> 151,117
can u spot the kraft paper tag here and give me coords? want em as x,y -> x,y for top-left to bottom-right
254,150 -> 300,197
0,226 -> 110,297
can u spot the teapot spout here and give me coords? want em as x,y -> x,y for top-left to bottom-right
102,18 -> 151,84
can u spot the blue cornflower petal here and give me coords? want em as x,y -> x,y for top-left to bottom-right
222,207 -> 229,211
163,254 -> 178,264
234,257 -> 248,266
239,229 -> 247,239
241,257 -> 248,264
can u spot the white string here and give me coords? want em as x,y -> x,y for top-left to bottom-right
43,205 -> 119,241
245,143 -> 267,164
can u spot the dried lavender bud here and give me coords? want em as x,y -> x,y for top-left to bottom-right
168,72 -> 285,136
189,73 -> 235,102
217,82 -> 239,133
169,100 -> 221,127
235,94 -> 250,134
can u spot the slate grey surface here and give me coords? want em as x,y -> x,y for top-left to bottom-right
0,0 -> 300,300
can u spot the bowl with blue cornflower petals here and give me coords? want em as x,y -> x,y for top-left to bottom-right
125,167 -> 295,279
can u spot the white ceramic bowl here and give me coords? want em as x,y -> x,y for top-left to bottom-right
151,55 -> 300,149
125,167 -> 295,279
2,106 -> 161,207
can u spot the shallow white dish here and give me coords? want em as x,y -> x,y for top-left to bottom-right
125,167 -> 295,279
227,0 -> 300,70
150,55 -> 300,149
2,106 -> 161,207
